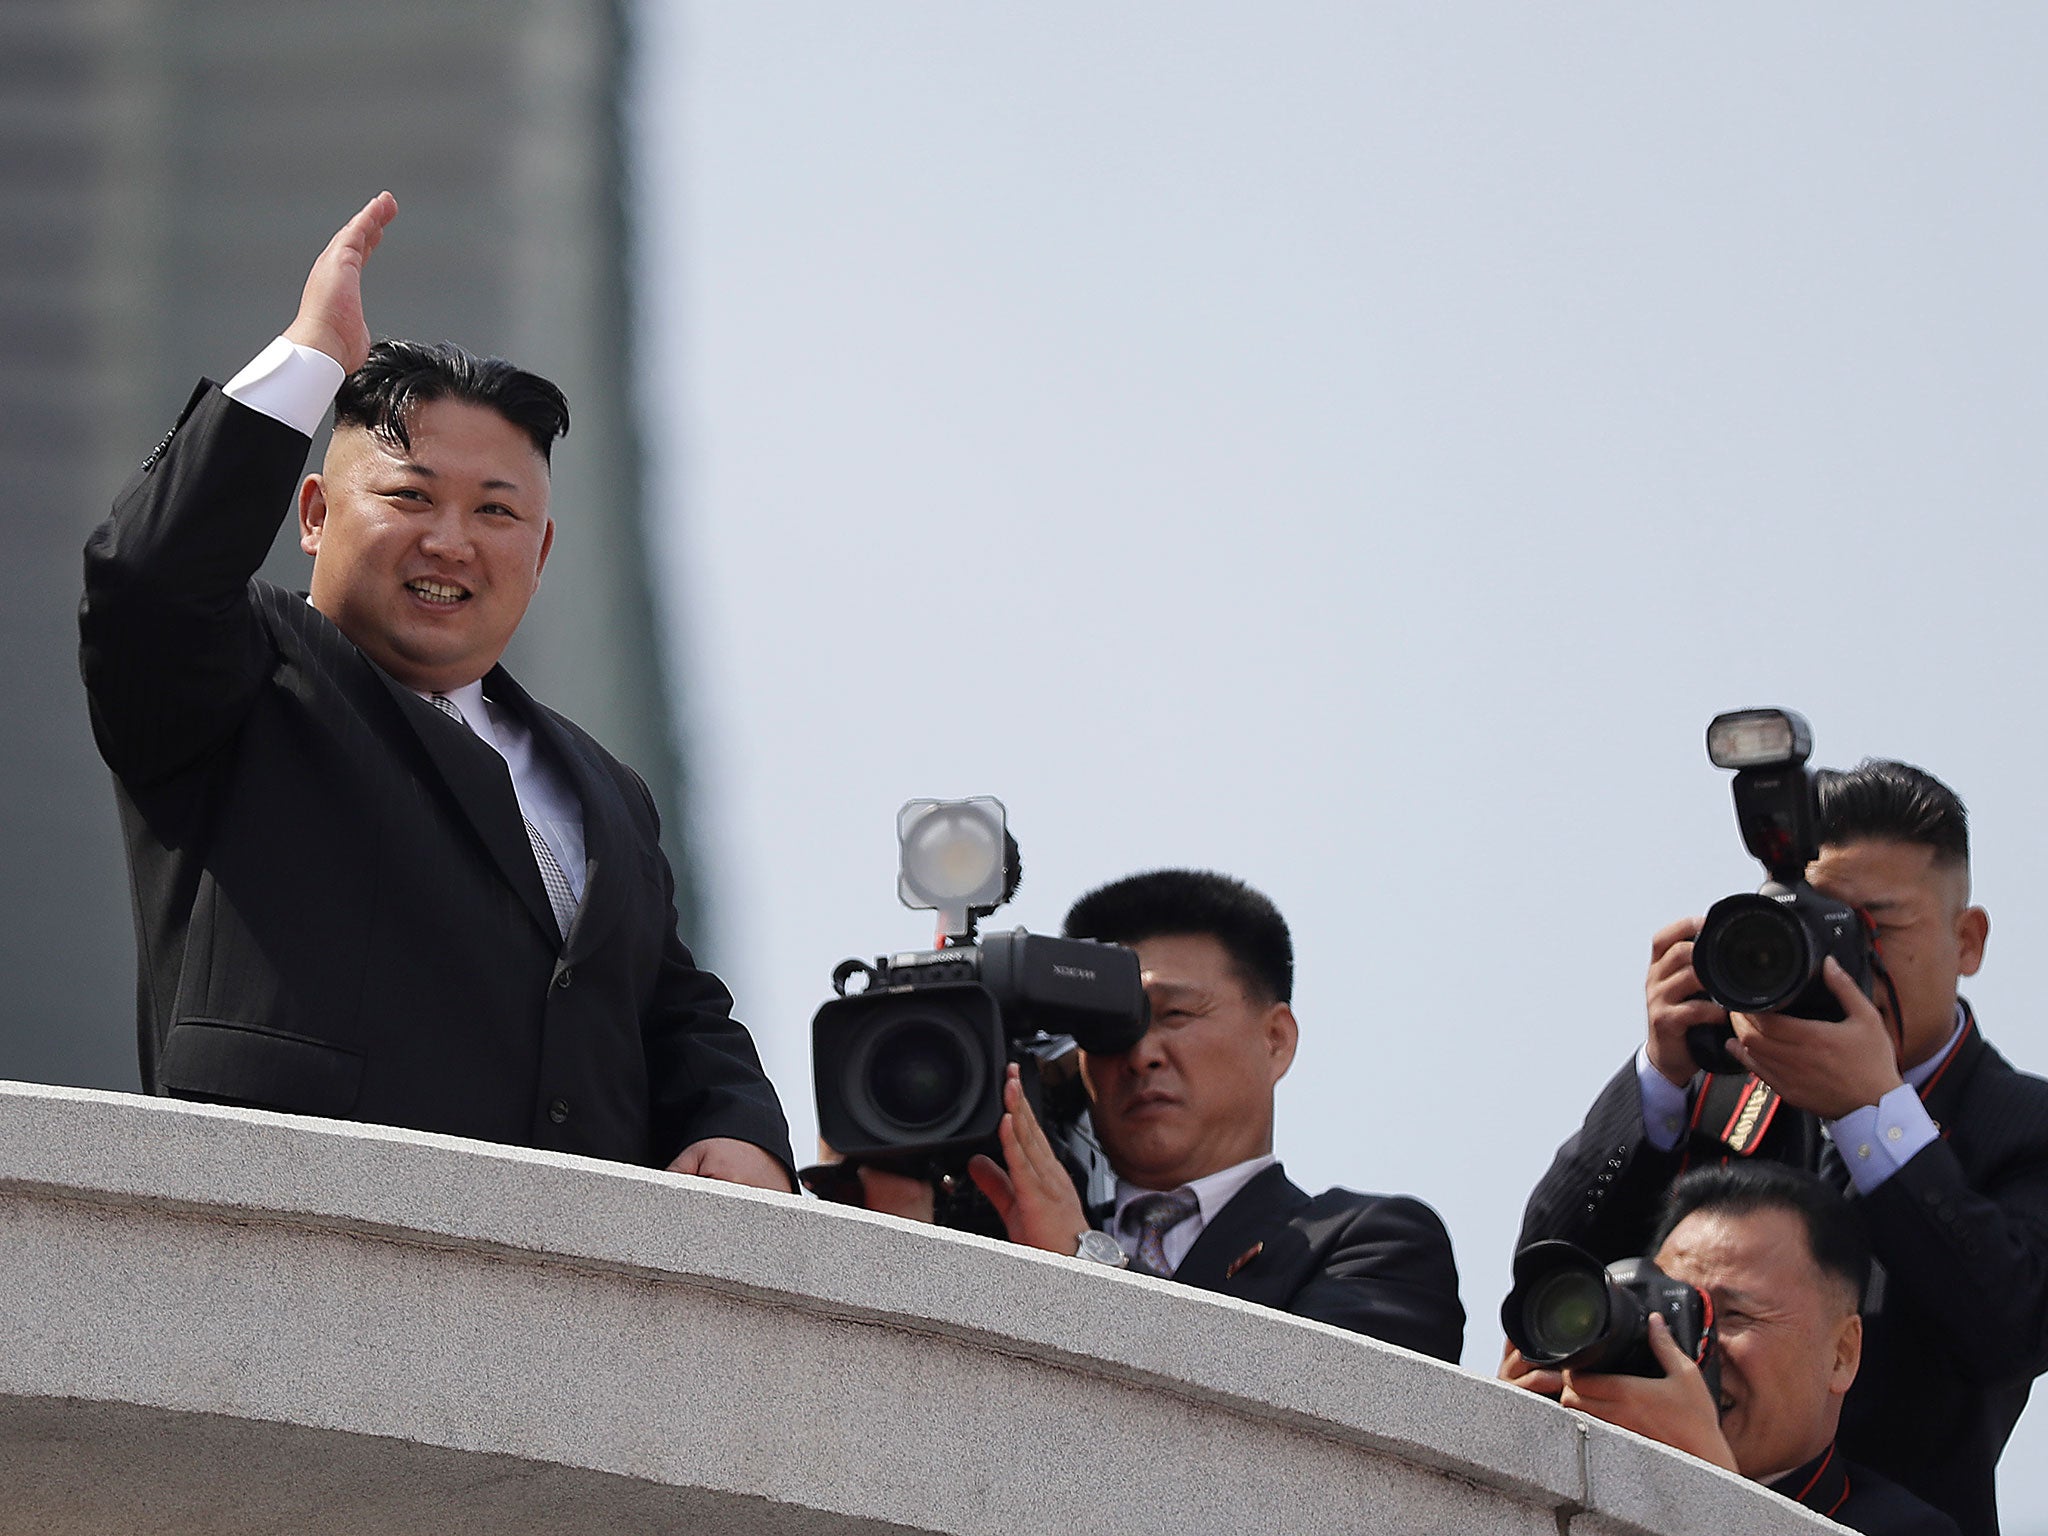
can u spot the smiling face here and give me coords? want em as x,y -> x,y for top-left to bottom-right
1079,932 -> 1297,1190
299,397 -> 554,694
1653,1206 -> 1861,1484
1806,837 -> 1988,1069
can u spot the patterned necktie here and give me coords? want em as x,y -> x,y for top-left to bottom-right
1125,1188 -> 1201,1277
430,694 -> 579,941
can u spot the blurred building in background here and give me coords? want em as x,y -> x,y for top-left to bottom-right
0,0 -> 689,1090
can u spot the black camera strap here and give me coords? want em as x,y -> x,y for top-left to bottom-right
1688,1071 -> 1785,1161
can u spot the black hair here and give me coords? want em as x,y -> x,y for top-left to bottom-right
1651,1162 -> 1871,1311
1062,869 -> 1293,1004
1815,758 -> 1969,867
333,339 -> 570,464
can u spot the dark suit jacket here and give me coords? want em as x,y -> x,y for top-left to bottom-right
1771,1445 -> 1962,1536
1156,1163 -> 1464,1362
79,382 -> 792,1172
1519,1015 -> 2048,1536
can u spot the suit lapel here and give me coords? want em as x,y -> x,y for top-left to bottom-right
373,667 -> 560,943
485,667 -> 628,962
1174,1164 -> 1311,1305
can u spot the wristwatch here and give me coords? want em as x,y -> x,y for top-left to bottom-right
1074,1229 -> 1130,1268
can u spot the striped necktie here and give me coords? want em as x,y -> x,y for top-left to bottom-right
430,693 -> 578,941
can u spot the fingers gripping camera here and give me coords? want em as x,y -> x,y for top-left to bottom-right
1503,1239 -> 1721,1401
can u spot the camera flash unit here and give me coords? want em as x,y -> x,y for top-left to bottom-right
1705,708 -> 1813,772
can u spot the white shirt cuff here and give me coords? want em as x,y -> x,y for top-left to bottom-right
1637,1043 -> 1691,1152
222,336 -> 346,439
1826,1084 -> 1938,1194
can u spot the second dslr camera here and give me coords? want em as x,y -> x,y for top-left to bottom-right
1687,708 -> 1876,1074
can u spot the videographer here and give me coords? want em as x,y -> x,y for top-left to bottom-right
1517,760 -> 2048,1535
887,869 -> 1465,1360
1507,1163 -> 1958,1536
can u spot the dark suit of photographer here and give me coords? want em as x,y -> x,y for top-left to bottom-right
949,870 -> 1464,1361
1515,762 -> 2048,1536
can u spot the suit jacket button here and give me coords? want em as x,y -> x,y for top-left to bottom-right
554,967 -> 574,990
549,1099 -> 570,1124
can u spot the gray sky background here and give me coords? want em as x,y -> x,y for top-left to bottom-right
634,6 -> 2048,1526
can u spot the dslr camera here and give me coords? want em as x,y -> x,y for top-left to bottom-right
808,798 -> 1148,1233
1686,708 -> 1876,1074
1502,1239 -> 1719,1397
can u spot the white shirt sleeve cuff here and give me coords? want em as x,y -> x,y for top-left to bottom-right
222,336 -> 347,439
1636,1044 -> 1691,1152
1826,1084 -> 1938,1194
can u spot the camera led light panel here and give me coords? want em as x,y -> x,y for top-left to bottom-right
897,797 -> 1008,912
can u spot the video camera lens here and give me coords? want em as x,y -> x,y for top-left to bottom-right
1695,894 -> 1812,1013
844,1007 -> 992,1144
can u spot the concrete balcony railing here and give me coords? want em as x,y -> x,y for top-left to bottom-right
0,1081 -> 1844,1534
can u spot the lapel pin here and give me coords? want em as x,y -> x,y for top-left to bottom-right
1225,1242 -> 1263,1280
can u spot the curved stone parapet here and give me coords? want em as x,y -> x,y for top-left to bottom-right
0,1081 -> 1841,1534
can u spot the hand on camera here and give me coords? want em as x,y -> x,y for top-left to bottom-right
967,1064 -> 1090,1255
1727,957 -> 1904,1120
1560,1315 -> 1739,1474
1645,917 -> 1723,1088
1498,1339 -> 1564,1400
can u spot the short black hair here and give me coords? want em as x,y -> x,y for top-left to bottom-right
333,339 -> 570,464
1651,1163 -> 1871,1311
1062,869 -> 1293,1004
1816,758 -> 1969,868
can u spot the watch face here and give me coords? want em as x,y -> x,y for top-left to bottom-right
1076,1229 -> 1129,1268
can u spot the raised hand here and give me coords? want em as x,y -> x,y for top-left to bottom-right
283,191 -> 398,374
1645,916 -> 1722,1087
1729,956 -> 1904,1120
967,1064 -> 1090,1254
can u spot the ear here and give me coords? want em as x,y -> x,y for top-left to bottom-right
298,474 -> 327,556
1957,905 -> 1989,978
1830,1311 -> 1862,1396
533,516 -> 555,582
1264,1002 -> 1299,1086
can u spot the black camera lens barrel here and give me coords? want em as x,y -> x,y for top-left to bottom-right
1519,1265 -> 1613,1362
813,982 -> 1010,1158
1502,1242 -> 1715,1393
846,1011 -> 990,1141
1693,892 -> 1817,1014
1504,1241 -> 1645,1370
1690,880 -> 1873,1040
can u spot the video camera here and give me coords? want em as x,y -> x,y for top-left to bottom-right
1686,709 -> 1876,1074
1503,1239 -> 1719,1397
807,798 -> 1149,1233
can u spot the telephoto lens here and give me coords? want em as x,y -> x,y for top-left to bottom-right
1519,1261 -> 1612,1362
1502,1241 -> 1717,1393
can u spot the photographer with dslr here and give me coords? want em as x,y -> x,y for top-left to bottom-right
1518,745 -> 2048,1536
969,869 -> 1462,1358
1508,1164 -> 1958,1536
